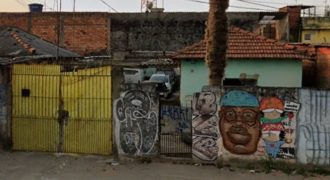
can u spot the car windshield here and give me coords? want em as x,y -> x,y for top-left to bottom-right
124,70 -> 139,75
150,75 -> 168,82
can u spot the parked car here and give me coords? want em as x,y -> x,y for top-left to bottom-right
123,68 -> 156,84
148,73 -> 173,98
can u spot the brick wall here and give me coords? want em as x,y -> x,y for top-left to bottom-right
0,13 -> 109,56
279,6 -> 301,42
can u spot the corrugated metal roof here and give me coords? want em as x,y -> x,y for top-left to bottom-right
0,27 -> 80,59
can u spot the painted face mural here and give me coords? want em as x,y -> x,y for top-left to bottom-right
219,90 -> 261,155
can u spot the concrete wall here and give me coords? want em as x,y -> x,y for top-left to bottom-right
110,12 -> 289,60
297,89 -> 330,165
180,59 -> 303,105
301,17 -> 330,44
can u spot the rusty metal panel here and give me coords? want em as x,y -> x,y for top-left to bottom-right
62,66 -> 112,155
12,64 -> 60,152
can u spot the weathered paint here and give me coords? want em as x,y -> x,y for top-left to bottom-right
12,64 -> 61,152
180,59 -> 302,105
316,47 -> 330,89
192,92 -> 219,161
297,89 -> 330,165
301,17 -> 330,44
113,85 -> 159,156
62,66 -> 112,155
12,65 -> 112,155
0,67 -> 10,147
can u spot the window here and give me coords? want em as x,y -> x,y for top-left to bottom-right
304,34 -> 311,41
223,78 -> 258,86
263,24 -> 276,39
223,74 -> 259,86
124,69 -> 139,75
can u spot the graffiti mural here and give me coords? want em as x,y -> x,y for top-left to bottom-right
297,89 -> 330,165
192,92 -> 219,161
217,89 -> 299,158
259,96 -> 298,158
160,105 -> 190,133
219,90 -> 261,155
114,89 -> 159,156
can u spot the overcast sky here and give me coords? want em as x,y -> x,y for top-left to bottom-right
0,0 -> 326,15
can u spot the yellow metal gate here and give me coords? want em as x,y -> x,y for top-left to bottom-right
12,64 -> 112,155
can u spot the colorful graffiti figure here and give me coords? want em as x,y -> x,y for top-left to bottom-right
219,90 -> 261,155
259,97 -> 293,158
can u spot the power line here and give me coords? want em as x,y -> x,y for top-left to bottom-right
243,0 -> 292,5
183,0 -> 275,11
15,0 -> 27,7
99,0 -> 118,12
235,0 -> 278,9
243,0 -> 325,7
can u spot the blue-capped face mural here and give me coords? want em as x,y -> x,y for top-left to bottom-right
219,90 -> 261,154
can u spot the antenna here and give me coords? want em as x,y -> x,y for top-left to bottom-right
141,0 -> 159,12
325,0 -> 328,16
73,0 -> 76,12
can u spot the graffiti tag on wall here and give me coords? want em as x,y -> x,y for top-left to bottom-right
160,105 -> 191,133
192,92 -> 219,161
114,89 -> 159,156
297,89 -> 330,165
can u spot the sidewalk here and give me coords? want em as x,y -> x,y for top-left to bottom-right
0,152 -> 326,180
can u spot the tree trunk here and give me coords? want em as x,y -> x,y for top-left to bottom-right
205,0 -> 229,86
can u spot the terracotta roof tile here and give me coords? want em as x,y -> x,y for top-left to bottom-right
173,27 -> 311,60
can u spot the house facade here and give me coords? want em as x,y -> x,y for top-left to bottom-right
301,17 -> 330,44
173,27 -> 310,105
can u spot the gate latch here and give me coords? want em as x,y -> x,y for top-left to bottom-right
58,109 -> 69,126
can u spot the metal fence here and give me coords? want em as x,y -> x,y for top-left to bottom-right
159,105 -> 192,158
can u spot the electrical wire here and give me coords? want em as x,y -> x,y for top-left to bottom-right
236,0 -> 278,9
15,0 -> 27,7
183,0 -> 275,11
242,0 -> 325,7
99,0 -> 118,12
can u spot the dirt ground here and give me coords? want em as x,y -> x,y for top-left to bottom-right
0,152 -> 328,180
